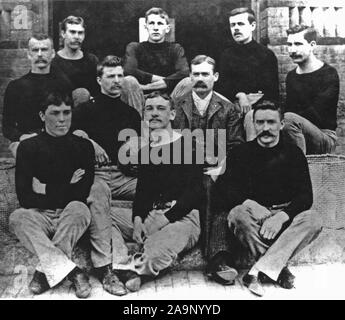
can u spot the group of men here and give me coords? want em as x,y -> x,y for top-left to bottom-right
2,6 -> 338,298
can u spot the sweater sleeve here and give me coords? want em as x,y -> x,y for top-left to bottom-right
15,141 -> 51,208
164,164 -> 204,222
299,67 -> 339,126
284,147 -> 313,219
124,42 -> 153,84
226,104 -> 245,155
45,139 -> 95,207
163,43 -> 190,92
2,81 -> 23,142
261,50 -> 279,101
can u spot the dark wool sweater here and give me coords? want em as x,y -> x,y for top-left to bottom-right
2,70 -> 73,142
72,94 -> 141,164
217,40 -> 279,102
124,41 -> 190,93
132,136 -> 204,223
16,131 -> 94,210
285,63 -> 339,130
52,53 -> 100,96
214,139 -> 313,220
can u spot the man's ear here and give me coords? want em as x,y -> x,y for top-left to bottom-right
96,76 -> 102,86
165,23 -> 171,34
251,21 -> 257,32
51,48 -> 56,59
170,109 -> 176,121
39,111 -> 45,122
310,40 -> 317,48
213,72 -> 219,82
280,118 -> 285,130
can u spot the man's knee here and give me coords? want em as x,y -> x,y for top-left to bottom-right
88,179 -> 111,204
283,112 -> 302,130
64,201 -> 91,225
9,208 -> 35,234
295,211 -> 322,236
229,204 -> 251,228
123,76 -> 141,89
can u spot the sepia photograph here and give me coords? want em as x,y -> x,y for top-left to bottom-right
0,0 -> 345,304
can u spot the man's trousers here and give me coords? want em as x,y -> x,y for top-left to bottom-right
9,201 -> 91,287
87,166 -> 137,268
111,209 -> 200,277
228,200 -> 322,280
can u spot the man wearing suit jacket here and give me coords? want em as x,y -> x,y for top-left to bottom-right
172,55 -> 245,285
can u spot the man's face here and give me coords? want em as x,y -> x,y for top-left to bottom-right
190,61 -> 219,97
144,96 -> 175,130
254,109 -> 283,148
40,103 -> 72,137
28,38 -> 55,70
145,14 -> 170,43
97,66 -> 124,98
287,32 -> 314,65
229,13 -> 255,44
61,23 -> 85,51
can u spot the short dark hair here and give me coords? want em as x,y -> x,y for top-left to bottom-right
28,33 -> 53,47
229,7 -> 256,24
144,91 -> 174,110
145,7 -> 170,24
61,15 -> 86,32
286,25 -> 318,43
97,55 -> 123,77
191,55 -> 217,72
40,91 -> 72,113
253,100 -> 283,120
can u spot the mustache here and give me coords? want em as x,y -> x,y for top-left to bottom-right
258,131 -> 275,138
35,59 -> 48,63
194,81 -> 207,88
290,54 -> 301,59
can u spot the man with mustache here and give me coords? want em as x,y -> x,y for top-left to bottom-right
51,16 -> 99,100
283,25 -> 339,154
124,7 -> 190,103
216,7 -> 279,141
72,55 -> 141,296
109,91 -> 203,294
210,100 -> 321,296
172,55 -> 244,285
2,33 -> 72,158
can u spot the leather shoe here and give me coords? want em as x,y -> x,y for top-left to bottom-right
95,265 -> 127,296
242,273 -> 265,297
68,267 -> 92,299
277,267 -> 295,289
206,253 -> 238,285
119,270 -> 141,292
29,270 -> 50,295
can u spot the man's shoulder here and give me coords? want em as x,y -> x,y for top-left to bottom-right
68,133 -> 94,152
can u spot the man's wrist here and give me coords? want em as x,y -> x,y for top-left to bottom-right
134,216 -> 143,224
275,211 -> 290,224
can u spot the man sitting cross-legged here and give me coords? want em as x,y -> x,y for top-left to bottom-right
208,100 -> 322,296
9,91 -> 95,298
109,91 -> 204,294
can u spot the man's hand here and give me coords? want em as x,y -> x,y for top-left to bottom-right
70,168 -> 85,184
32,177 -> 46,195
144,210 -> 170,236
235,92 -> 252,115
90,140 -> 110,166
151,75 -> 165,82
73,129 -> 89,139
133,216 -> 147,244
260,211 -> 290,240
19,133 -> 38,142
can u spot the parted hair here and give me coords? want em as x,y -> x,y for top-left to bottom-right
253,100 -> 283,120
191,55 -> 217,72
286,24 -> 318,43
97,55 -> 123,77
61,15 -> 86,32
229,7 -> 256,24
145,91 -> 174,110
28,33 -> 53,47
145,7 -> 170,24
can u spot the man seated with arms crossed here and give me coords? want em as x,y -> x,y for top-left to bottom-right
108,91 -> 204,294
9,91 -> 95,298
2,33 -> 72,158
209,100 -> 321,296
124,7 -> 190,101
72,55 -> 141,296
283,25 -> 339,154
